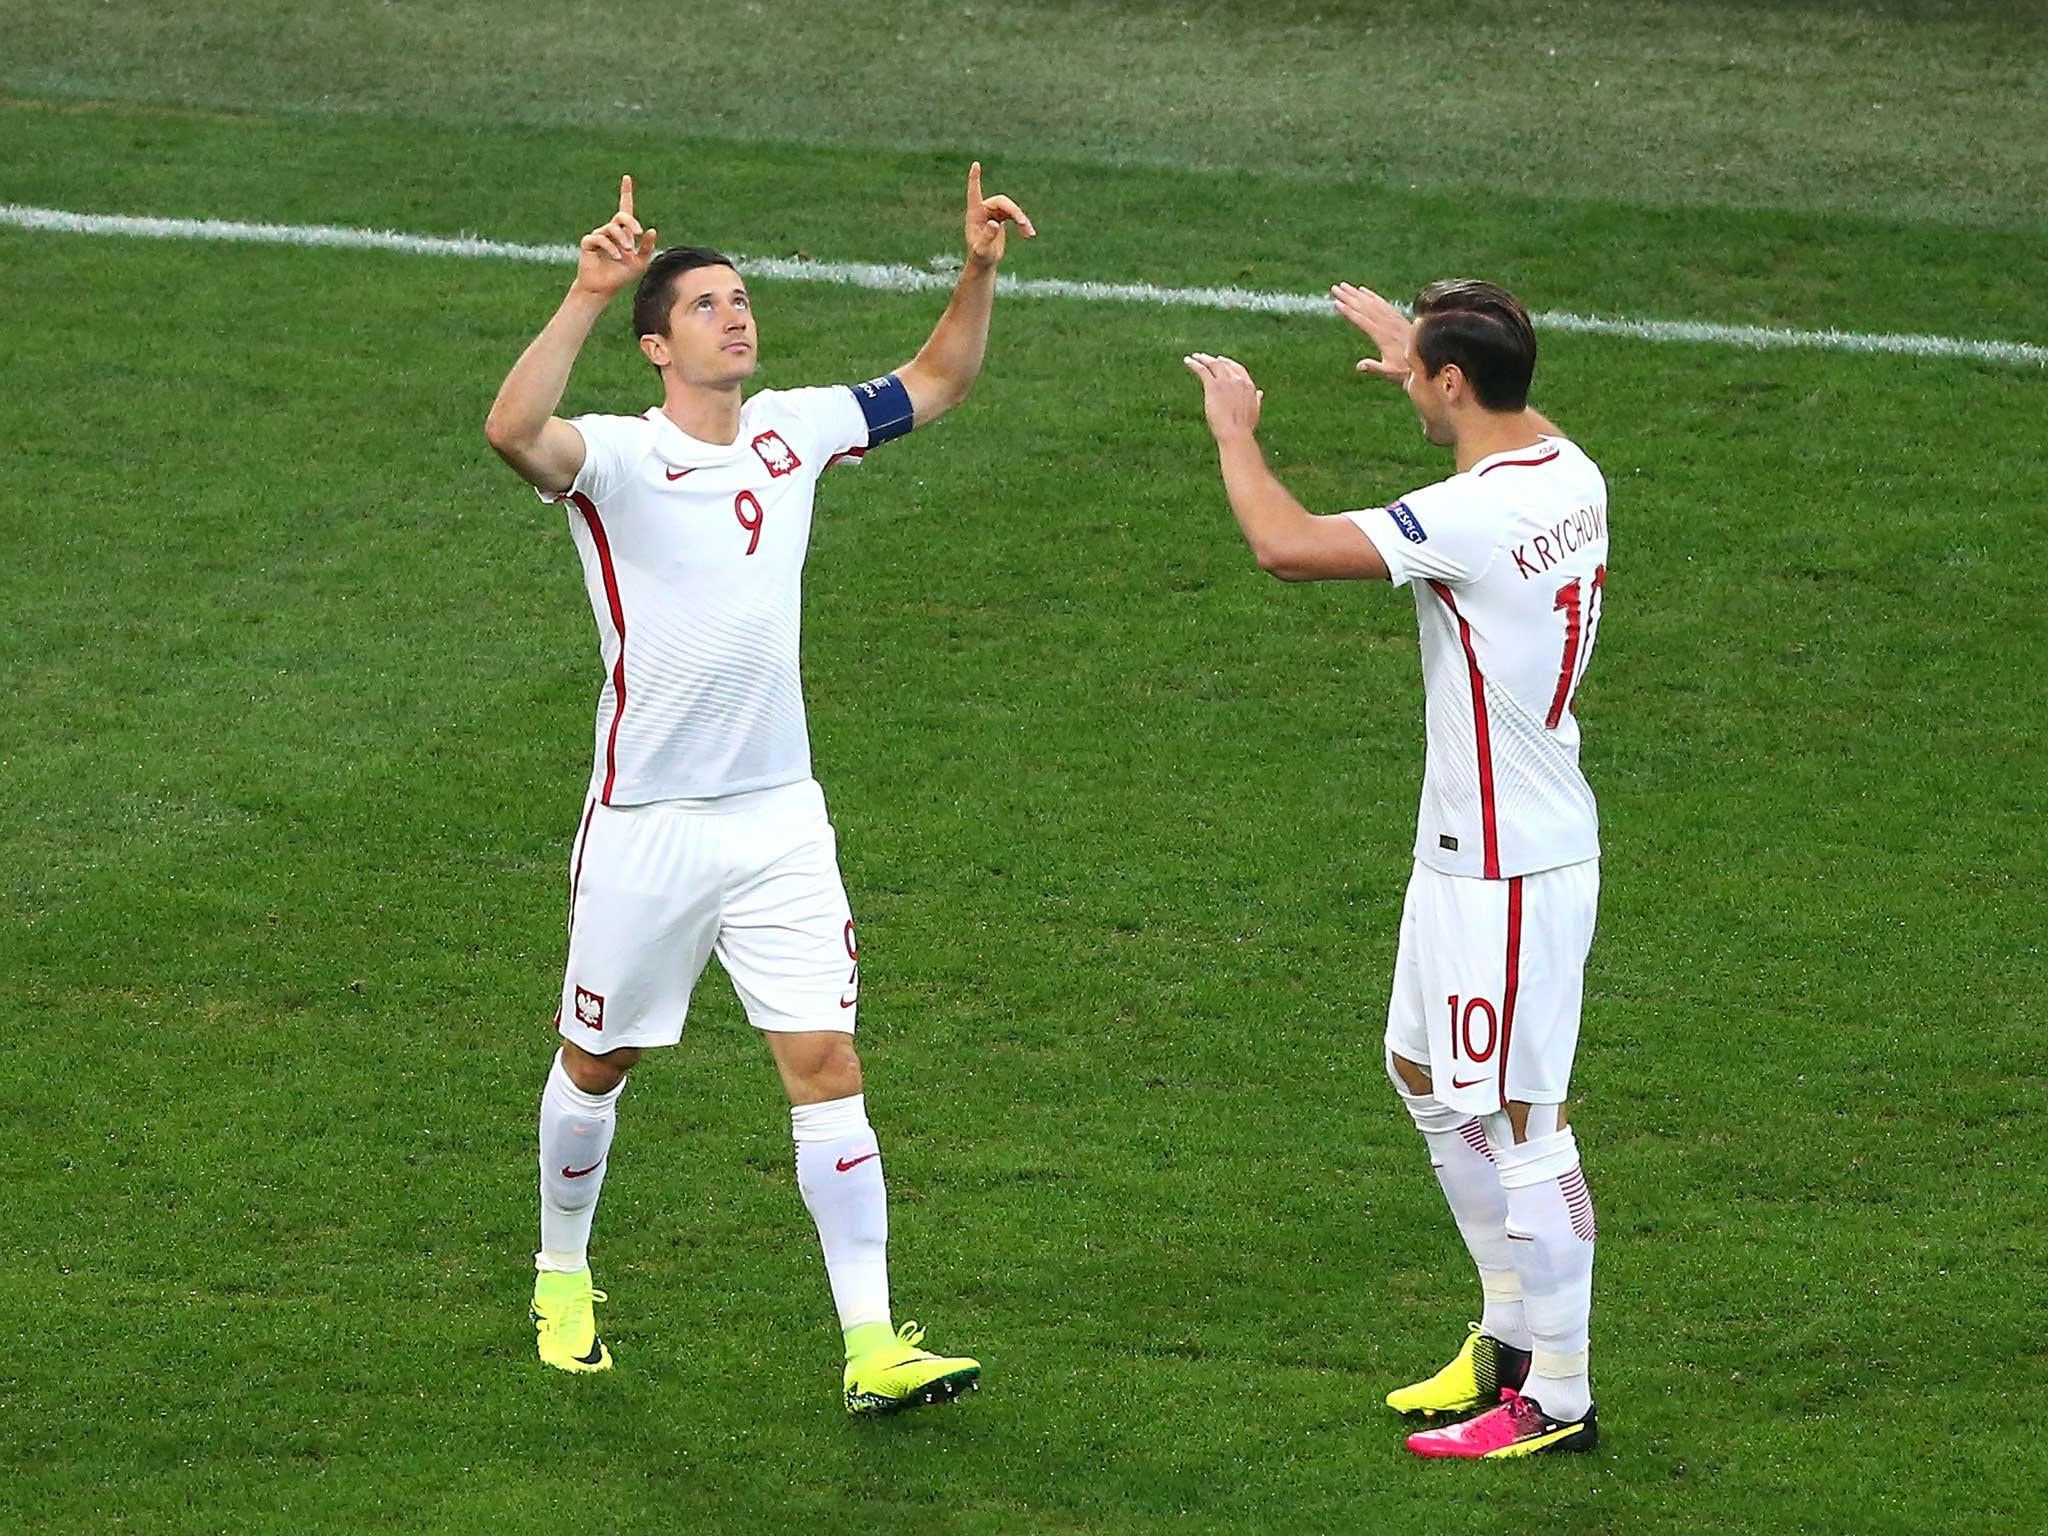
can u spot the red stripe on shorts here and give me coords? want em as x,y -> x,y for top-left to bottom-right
1499,875 -> 1523,1111
567,796 -> 597,939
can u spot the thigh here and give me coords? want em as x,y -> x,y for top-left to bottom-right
1406,864 -> 1519,1115
558,801 -> 721,1052
1498,858 -> 1599,1108
1384,863 -> 1433,1073
714,789 -> 859,1036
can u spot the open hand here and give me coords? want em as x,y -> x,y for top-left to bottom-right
1183,352 -> 1263,441
965,161 -> 1036,268
574,176 -> 658,299
1332,282 -> 1413,382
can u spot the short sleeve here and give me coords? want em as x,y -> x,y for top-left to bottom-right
1342,479 -> 1501,588
535,414 -> 646,507
770,385 -> 874,468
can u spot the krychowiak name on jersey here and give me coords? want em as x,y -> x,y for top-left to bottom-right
1345,436 -> 1610,881
538,378 -> 912,806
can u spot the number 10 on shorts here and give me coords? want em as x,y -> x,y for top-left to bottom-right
1447,993 -> 1499,1066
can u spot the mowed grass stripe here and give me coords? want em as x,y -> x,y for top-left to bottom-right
6,201 -> 2044,369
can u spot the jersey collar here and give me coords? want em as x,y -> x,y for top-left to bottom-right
644,405 -> 747,468
1469,435 -> 1562,478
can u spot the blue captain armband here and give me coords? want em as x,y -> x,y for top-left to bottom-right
849,373 -> 915,445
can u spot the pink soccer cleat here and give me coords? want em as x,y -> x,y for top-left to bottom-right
1405,1388 -> 1597,1459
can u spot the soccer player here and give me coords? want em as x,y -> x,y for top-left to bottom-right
1183,280 -> 1608,1458
483,167 -> 1035,1412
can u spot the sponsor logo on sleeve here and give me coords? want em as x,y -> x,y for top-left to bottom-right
1388,500 -> 1429,543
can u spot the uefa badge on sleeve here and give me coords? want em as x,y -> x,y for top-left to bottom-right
1388,500 -> 1429,544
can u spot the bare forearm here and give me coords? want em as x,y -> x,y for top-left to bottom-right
1217,436 -> 1314,570
902,259 -> 999,417
1187,350 -> 1390,583
485,286 -> 611,449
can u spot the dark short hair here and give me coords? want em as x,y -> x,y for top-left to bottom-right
1411,279 -> 1537,412
631,245 -> 740,341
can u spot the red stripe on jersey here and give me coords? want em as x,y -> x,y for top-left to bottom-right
1477,446 -> 1560,477
1427,580 -> 1500,878
569,492 -> 628,806
1499,875 -> 1524,1112
827,446 -> 868,469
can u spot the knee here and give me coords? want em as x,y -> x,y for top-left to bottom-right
780,1032 -> 863,1105
562,1040 -> 639,1095
1387,1048 -> 1466,1136
1492,1115 -> 1579,1188
1497,1099 -> 1570,1146
1386,1049 -> 1435,1098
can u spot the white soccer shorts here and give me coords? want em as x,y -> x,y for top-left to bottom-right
1384,857 -> 1600,1115
555,779 -> 860,1052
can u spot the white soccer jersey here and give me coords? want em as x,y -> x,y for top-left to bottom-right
1345,436 -> 1609,880
539,385 -> 894,805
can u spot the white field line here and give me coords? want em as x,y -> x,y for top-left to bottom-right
5,202 -> 2043,368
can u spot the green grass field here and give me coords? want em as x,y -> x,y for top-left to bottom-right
4,3 -> 2046,1532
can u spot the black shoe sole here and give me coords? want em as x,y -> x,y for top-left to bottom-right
1392,1400 -> 1490,1420
854,1367 -> 982,1416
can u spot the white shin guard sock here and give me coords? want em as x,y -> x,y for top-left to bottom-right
1395,1077 -> 1529,1350
537,1049 -> 624,1273
1496,1124 -> 1596,1421
792,1093 -> 891,1333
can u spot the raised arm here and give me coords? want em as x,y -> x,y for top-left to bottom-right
484,176 -> 657,494
894,163 -> 1036,426
1333,281 -> 1560,438
1183,353 -> 1390,583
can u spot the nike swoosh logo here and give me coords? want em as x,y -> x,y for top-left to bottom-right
576,1339 -> 606,1365
835,1151 -> 880,1173
1451,1075 -> 1491,1089
562,1160 -> 606,1179
839,994 -> 857,1009
665,467 -> 696,481
1483,1419 -> 1586,1457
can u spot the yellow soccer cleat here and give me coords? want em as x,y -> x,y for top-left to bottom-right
1385,1322 -> 1530,1417
531,1267 -> 612,1373
843,1321 -> 980,1415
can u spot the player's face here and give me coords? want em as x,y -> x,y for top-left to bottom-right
655,266 -> 759,386
1403,326 -> 1457,447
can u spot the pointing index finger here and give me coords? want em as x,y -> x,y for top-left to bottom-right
967,160 -> 983,210
619,175 -> 635,218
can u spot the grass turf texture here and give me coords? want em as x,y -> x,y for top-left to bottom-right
4,5 -> 2047,1534
4,0 -> 2044,232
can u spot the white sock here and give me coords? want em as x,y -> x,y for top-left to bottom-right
536,1049 -> 623,1273
792,1093 -> 891,1334
1397,1087 -> 1531,1350
1496,1125 -> 1596,1421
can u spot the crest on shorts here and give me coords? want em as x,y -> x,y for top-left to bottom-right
751,430 -> 802,478
573,986 -> 605,1031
